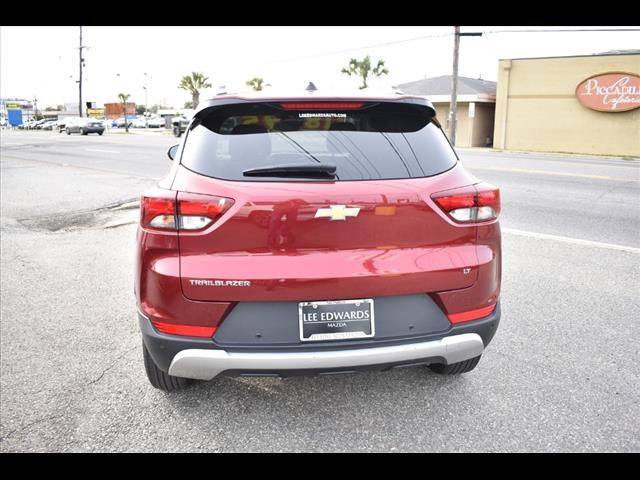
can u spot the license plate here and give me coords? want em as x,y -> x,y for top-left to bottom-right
299,299 -> 375,342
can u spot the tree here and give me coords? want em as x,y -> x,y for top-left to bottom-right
118,93 -> 130,133
246,77 -> 264,91
341,56 -> 389,89
183,101 -> 194,109
178,72 -> 211,109
136,105 -> 146,115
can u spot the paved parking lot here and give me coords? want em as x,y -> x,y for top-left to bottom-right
1,129 -> 638,452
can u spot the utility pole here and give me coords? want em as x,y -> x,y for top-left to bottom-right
448,26 -> 460,146
78,26 -> 84,117
144,73 -> 148,116
448,27 -> 482,146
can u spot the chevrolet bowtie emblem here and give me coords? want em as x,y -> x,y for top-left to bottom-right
315,205 -> 361,221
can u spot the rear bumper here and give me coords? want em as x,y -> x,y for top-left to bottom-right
167,333 -> 484,380
139,302 -> 500,380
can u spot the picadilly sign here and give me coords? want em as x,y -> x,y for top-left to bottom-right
575,72 -> 640,112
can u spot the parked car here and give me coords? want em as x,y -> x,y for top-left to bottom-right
171,114 -> 189,137
65,117 -> 105,135
136,91 -> 502,391
41,120 -> 59,130
170,109 -> 194,137
146,116 -> 166,128
131,117 -> 147,128
56,118 -> 71,133
32,119 -> 50,129
112,117 -> 133,128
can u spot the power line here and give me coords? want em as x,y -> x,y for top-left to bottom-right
270,31 -> 452,63
268,27 -> 640,64
483,28 -> 640,34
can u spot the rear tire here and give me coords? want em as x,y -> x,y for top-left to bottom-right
66,128 -> 71,135
143,341 -> 192,391
173,125 -> 181,137
428,355 -> 481,375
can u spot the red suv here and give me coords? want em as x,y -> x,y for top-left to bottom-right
135,92 -> 501,391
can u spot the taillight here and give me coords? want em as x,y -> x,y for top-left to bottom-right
141,195 -> 176,229
151,320 -> 217,337
448,304 -> 496,323
431,183 -> 500,223
178,192 -> 234,230
140,192 -> 234,231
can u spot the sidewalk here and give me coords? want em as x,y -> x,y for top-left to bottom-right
105,128 -> 173,136
455,146 -> 638,162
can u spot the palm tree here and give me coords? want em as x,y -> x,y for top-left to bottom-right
246,77 -> 264,91
341,56 -> 389,89
178,72 -> 212,109
118,93 -> 130,133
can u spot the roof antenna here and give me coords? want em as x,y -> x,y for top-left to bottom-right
305,81 -> 318,92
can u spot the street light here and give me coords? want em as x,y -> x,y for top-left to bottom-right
78,26 -> 84,117
448,27 -> 482,146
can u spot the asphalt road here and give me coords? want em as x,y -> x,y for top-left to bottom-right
1,129 -> 638,452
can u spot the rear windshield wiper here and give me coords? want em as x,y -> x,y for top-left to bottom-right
242,164 -> 337,178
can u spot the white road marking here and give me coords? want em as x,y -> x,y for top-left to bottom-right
468,166 -> 638,182
502,228 -> 640,254
85,148 -> 120,154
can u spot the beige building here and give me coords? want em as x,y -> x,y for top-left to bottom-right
494,52 -> 640,157
398,75 -> 496,147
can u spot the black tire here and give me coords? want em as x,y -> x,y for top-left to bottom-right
98,131 -> 103,136
66,128 -> 71,135
81,129 -> 88,136
428,355 -> 481,375
173,125 -> 181,137
143,342 -> 192,391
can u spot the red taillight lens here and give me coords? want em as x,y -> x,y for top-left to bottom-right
177,192 -> 234,231
448,304 -> 496,323
140,195 -> 176,229
140,192 -> 234,231
279,102 -> 364,110
152,320 -> 217,337
431,183 -> 500,223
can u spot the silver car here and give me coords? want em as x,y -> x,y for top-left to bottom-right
65,117 -> 105,136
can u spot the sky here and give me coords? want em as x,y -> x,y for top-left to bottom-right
1,26 -> 638,110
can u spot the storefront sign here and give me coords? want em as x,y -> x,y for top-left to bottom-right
87,108 -> 106,119
576,72 -> 640,112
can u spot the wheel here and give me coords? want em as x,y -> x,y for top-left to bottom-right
98,131 -> 103,136
66,128 -> 71,135
173,125 -> 181,137
428,355 -> 481,375
81,129 -> 88,136
143,341 -> 192,391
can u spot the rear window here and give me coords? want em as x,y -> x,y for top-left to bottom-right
180,102 -> 457,181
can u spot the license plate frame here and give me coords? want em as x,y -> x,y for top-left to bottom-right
298,298 -> 375,342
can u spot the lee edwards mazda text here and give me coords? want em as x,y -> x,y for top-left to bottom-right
135,91 -> 502,391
